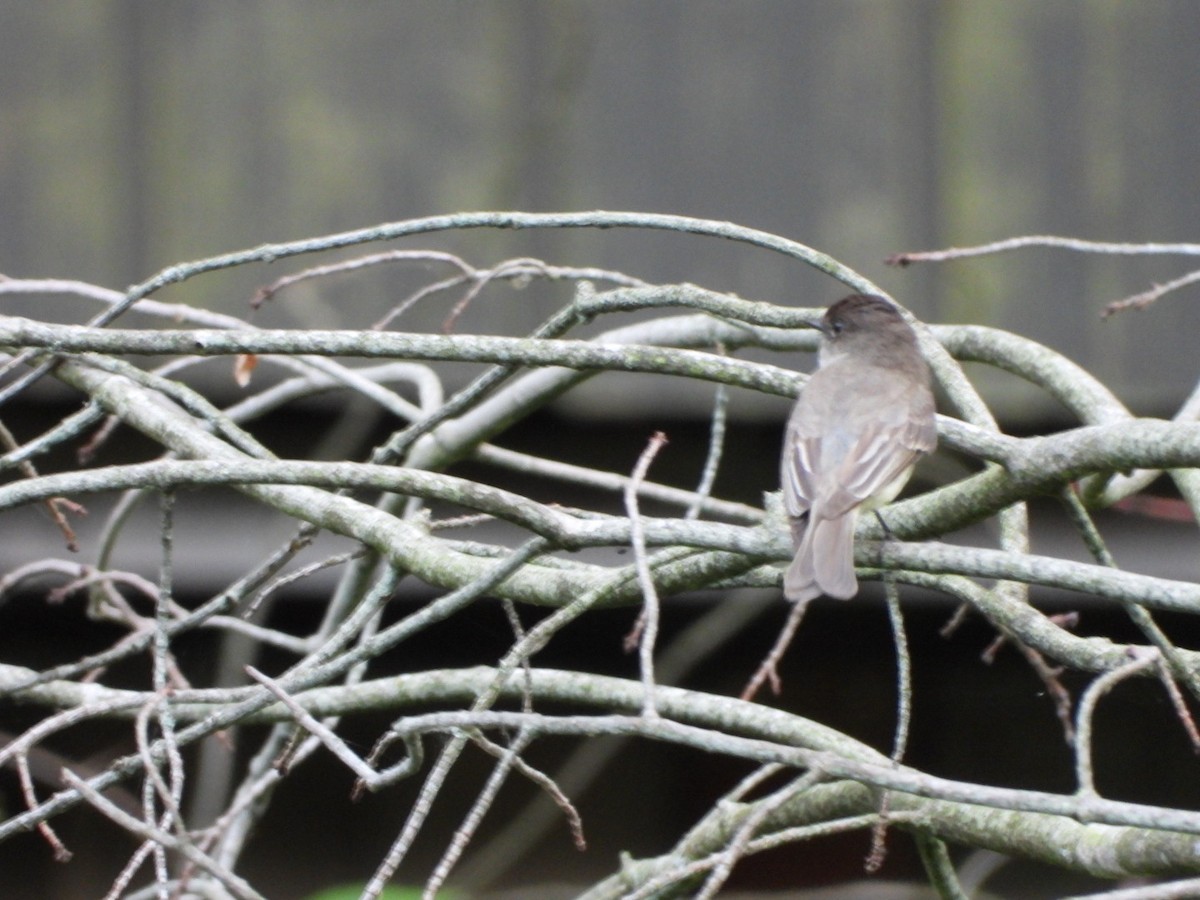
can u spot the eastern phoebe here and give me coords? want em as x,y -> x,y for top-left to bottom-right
780,293 -> 936,602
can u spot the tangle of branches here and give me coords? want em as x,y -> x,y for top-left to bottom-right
1,212 -> 1200,899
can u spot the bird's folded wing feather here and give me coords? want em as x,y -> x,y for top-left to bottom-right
783,370 -> 935,520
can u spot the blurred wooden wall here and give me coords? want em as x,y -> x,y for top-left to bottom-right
2,2 -> 1198,423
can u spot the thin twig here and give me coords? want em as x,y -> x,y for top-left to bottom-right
243,666 -> 378,783
690,771 -> 823,900
867,576 -> 912,874
1074,650 -> 1159,799
468,730 -> 586,851
626,431 -> 670,717
1060,485 -> 1200,714
685,375 -> 729,521
422,728 -> 536,899
741,597 -> 811,702
888,235 -> 1200,267
1102,268 -> 1200,317
61,770 -> 266,900
253,250 -> 472,310
0,415 -> 84,551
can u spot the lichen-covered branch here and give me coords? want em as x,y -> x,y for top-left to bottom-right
1,217 -> 1199,898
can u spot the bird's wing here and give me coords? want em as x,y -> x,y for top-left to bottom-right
783,365 -> 935,521
819,417 -> 929,518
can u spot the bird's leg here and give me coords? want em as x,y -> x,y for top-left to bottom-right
872,509 -> 896,570
873,508 -> 895,539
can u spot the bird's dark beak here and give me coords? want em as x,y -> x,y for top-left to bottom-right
800,315 -> 825,332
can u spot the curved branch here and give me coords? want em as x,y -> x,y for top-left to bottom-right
9,664 -> 1200,878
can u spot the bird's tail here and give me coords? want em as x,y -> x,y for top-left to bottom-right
784,511 -> 858,602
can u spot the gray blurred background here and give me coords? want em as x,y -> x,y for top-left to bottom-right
3,2 -> 1199,421
4,4 -> 1200,899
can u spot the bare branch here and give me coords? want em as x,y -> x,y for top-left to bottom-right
4,221 -> 1200,896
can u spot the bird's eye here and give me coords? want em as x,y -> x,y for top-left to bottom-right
830,319 -> 845,335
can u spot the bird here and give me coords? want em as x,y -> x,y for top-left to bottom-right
780,293 -> 937,602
